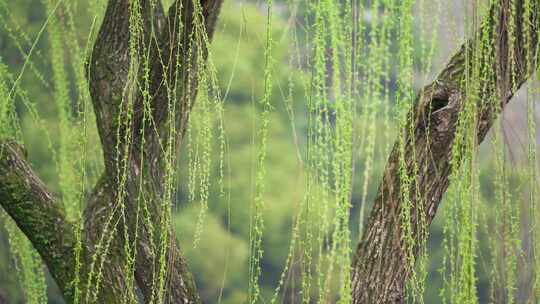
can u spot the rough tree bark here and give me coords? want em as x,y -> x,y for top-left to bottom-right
0,0 -> 222,303
351,1 -> 540,303
0,0 -> 538,303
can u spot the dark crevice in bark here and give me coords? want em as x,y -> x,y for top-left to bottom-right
351,1 -> 540,303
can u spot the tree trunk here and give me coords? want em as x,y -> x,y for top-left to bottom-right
1,1 -> 539,304
351,1 -> 540,303
0,1 -> 222,303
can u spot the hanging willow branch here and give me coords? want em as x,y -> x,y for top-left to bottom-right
352,0 -> 540,303
1,0 -> 538,303
0,0 -> 222,303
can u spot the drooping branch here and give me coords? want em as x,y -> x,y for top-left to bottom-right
129,1 -> 224,302
352,1 -> 539,303
85,1 -> 223,303
146,0 -> 223,158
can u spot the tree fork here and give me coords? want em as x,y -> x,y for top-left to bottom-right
0,0 -> 222,303
0,0 -> 538,303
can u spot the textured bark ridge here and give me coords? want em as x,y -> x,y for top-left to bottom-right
1,1 -> 539,304
0,141 -> 79,299
0,1 -> 222,303
351,1 -> 540,303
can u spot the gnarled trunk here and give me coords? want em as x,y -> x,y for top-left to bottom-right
1,1 -> 539,303
0,1 -> 222,303
351,1 -> 540,302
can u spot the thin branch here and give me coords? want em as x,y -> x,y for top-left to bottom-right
85,1 -> 223,303
145,0 -> 224,158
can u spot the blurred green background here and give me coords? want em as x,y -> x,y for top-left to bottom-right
1,0 -> 539,303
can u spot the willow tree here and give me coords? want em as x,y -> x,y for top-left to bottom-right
1,0 -> 223,303
0,0 -> 539,304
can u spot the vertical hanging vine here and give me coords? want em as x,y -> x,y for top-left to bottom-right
249,0 -> 274,302
2,0 -> 540,303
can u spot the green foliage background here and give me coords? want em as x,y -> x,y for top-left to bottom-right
0,0 -> 538,303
